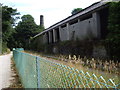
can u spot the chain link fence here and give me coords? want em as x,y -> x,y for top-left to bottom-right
13,49 -> 37,88
13,49 -> 120,88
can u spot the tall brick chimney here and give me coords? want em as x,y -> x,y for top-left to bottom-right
40,15 -> 44,27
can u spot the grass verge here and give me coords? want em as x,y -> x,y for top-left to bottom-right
8,57 -> 23,88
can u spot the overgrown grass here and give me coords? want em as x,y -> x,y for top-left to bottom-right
24,50 -> 120,88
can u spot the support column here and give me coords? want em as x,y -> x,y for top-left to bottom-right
59,26 -> 61,41
43,33 -> 47,44
66,23 -> 70,40
48,31 -> 51,43
46,32 -> 49,44
93,12 -> 101,39
53,29 -> 56,43
78,18 -> 80,22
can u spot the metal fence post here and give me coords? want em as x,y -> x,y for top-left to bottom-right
36,56 -> 40,88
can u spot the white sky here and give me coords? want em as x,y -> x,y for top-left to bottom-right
1,0 -> 100,28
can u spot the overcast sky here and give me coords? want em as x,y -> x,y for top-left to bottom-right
1,0 -> 100,28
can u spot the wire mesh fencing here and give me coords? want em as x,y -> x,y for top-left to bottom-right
13,49 -> 120,88
13,49 -> 37,88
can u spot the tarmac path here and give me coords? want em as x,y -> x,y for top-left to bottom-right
0,52 -> 12,90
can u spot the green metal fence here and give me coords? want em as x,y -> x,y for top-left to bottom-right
13,49 -> 120,88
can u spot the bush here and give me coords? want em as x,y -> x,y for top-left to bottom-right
105,1 -> 120,60
1,42 -> 10,54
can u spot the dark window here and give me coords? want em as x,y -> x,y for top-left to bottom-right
55,28 -> 60,42
99,7 -> 109,39
50,30 -> 54,43
61,24 -> 66,28
80,14 -> 92,21
71,31 -> 75,40
69,19 -> 78,25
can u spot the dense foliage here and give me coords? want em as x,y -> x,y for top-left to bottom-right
1,5 -> 19,53
2,5 -> 19,42
71,8 -> 82,15
106,1 -> 120,60
15,14 -> 44,49
1,4 -> 44,53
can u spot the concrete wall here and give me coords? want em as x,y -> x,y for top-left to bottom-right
59,12 -> 100,41
92,12 -> 101,39
80,18 -> 94,40
41,11 -> 101,44
73,18 -> 96,40
59,25 -> 69,41
49,31 -> 52,43
43,33 -> 47,44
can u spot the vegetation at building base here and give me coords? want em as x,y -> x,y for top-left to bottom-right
105,1 -> 120,60
43,40 -> 94,57
30,37 -> 108,60
30,36 -> 45,51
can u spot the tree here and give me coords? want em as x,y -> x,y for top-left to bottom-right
15,14 -> 41,48
71,8 -> 82,15
2,5 -> 19,41
106,1 -> 120,60
1,4 -> 19,51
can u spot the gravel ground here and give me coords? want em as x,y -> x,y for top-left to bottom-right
0,52 -> 12,90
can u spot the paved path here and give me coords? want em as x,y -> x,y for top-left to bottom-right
0,52 -> 12,90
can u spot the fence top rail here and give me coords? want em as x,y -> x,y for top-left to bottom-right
14,49 -> 36,58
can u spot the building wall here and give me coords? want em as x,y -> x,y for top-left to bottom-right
43,33 -> 47,44
59,12 -> 100,41
69,18 -> 94,40
40,11 -> 101,44
59,25 -> 69,41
